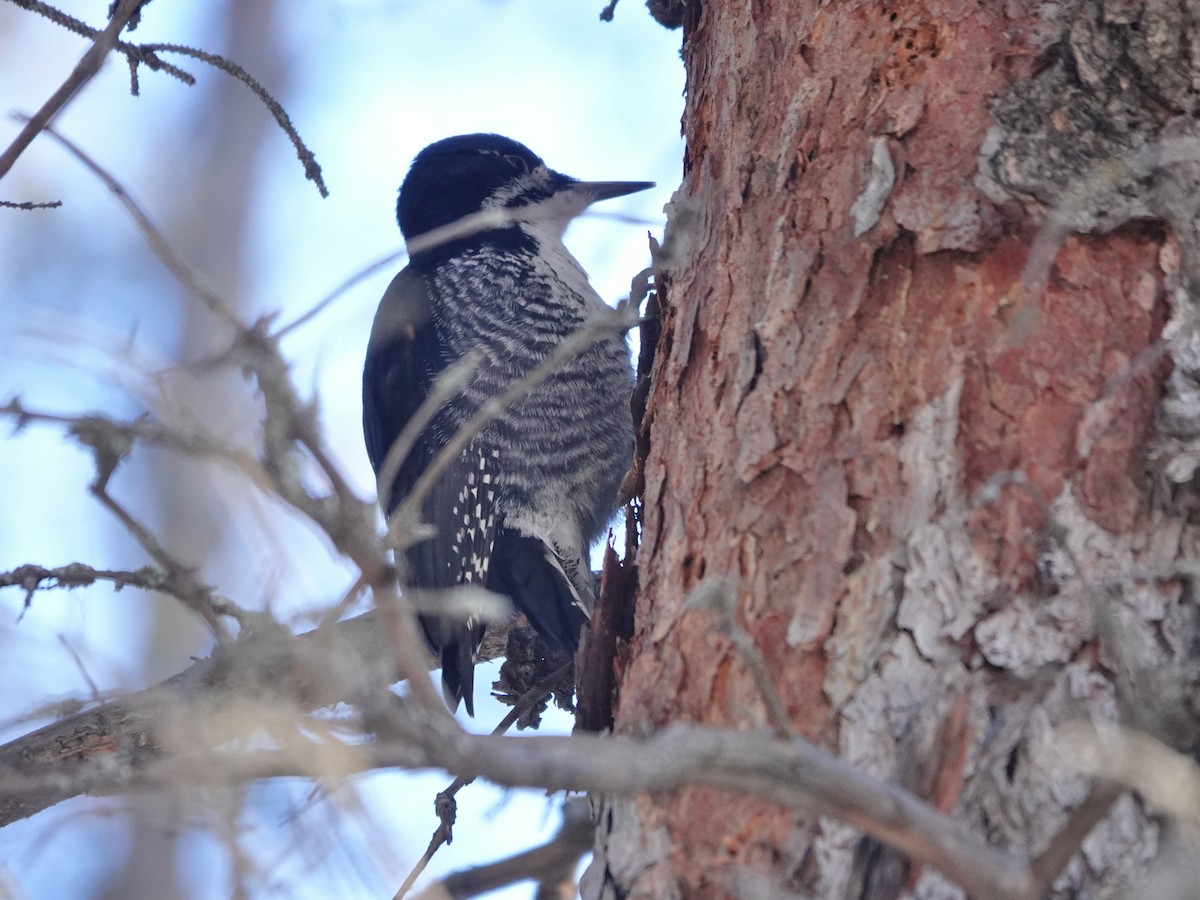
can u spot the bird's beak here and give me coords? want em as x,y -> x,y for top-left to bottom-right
571,181 -> 656,204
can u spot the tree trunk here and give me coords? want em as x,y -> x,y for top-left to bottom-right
589,1 -> 1200,896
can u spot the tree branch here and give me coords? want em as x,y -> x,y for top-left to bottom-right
3,1 -> 328,195
0,0 -> 148,181
0,562 -> 167,601
0,611 -> 522,828
410,796 -> 592,899
394,660 -> 577,899
1,716 -> 1043,900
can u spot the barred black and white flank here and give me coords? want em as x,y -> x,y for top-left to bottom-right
363,134 -> 651,714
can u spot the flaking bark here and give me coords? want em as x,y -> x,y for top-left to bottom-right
591,1 -> 1200,896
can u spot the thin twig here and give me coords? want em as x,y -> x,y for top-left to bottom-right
1,561 -> 168,607
0,0 -> 147,181
1,397 -> 269,483
7,396 -> 254,642
1030,781 -> 1123,889
727,624 -> 791,739
0,198 -> 61,210
411,796 -> 592,899
272,207 -> 657,341
87,473 -> 235,640
57,636 -> 103,704
5,2 -> 326,192
137,43 -> 326,197
9,0 -> 105,40
275,249 -> 406,337
394,660 -> 576,899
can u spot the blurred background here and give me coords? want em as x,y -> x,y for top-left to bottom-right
0,1 -> 684,897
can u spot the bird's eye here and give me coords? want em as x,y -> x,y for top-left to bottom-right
504,154 -> 529,173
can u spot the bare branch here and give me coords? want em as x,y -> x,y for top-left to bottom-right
0,719 -> 1042,900
394,660 -> 577,899
0,198 -> 61,210
0,561 -> 168,609
275,248 -> 406,337
87,470 -> 237,640
21,119 -> 242,327
0,611 -> 527,827
1,397 -> 268,483
0,399 -> 242,636
410,797 -> 592,900
0,0 -> 148,181
1030,782 -> 1123,890
3,1 -> 327,194
136,42 -> 326,197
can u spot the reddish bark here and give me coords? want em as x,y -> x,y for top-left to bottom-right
594,1 -> 1200,895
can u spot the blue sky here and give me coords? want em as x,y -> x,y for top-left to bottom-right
0,2 -> 684,897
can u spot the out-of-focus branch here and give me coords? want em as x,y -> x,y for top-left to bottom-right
0,610 -> 523,827
375,350 -> 484,521
24,121 -> 241,327
685,576 -> 790,739
0,397 -> 243,638
273,208 -> 657,339
6,126 -> 442,714
275,248 -> 405,337
1030,781 -> 1124,888
87,464 -> 237,638
0,717 -> 1045,900
1065,722 -> 1200,827
1,396 -> 270,485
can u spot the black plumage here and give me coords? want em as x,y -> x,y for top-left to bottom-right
362,134 -> 651,714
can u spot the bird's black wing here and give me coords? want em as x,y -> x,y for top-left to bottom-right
489,528 -> 589,652
362,268 -> 493,714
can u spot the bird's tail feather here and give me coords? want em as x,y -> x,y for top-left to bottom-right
490,529 -> 590,652
440,633 -> 477,716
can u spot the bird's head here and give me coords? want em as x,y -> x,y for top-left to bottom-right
396,133 -> 652,253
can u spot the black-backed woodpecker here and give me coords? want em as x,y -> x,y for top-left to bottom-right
362,133 -> 652,714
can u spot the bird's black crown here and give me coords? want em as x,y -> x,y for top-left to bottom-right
397,133 -> 559,243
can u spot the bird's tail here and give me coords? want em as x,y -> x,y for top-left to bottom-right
438,631 -> 479,716
490,529 -> 590,652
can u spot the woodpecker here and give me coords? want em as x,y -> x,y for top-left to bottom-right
363,133 -> 652,714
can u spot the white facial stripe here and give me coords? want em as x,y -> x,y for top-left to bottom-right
484,165 -> 552,208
